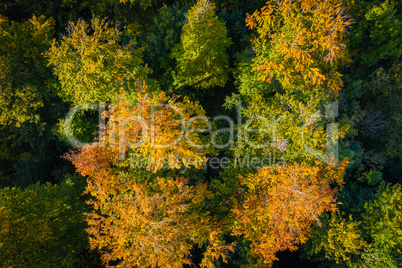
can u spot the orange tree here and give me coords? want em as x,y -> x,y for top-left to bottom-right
66,89 -> 235,267
230,160 -> 348,266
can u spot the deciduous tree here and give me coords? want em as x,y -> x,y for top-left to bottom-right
0,175 -> 92,267
231,160 -> 348,266
304,183 -> 402,267
66,90 -> 234,267
47,17 -> 156,105
172,0 -> 232,90
245,0 -> 353,95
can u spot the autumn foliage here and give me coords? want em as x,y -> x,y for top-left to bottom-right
231,159 -> 349,266
85,175 -> 216,267
246,0 -> 353,95
6,0 -> 399,266
59,1 -> 354,266
67,88 -> 349,266
47,18 -> 153,105
66,90 -> 235,267
105,89 -> 212,171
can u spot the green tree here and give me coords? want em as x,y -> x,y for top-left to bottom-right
172,0 -> 232,90
339,0 -> 401,159
304,183 -> 402,267
0,175 -> 94,267
0,15 -> 54,133
141,4 -> 186,90
345,0 -> 401,67
0,15 -> 72,187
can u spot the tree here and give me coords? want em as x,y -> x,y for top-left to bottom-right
230,160 -> 348,266
345,0 -> 401,67
66,90 -> 235,267
337,0 -> 401,159
141,4 -> 186,90
172,0 -> 232,90
0,15 -> 71,187
47,17 -> 156,106
227,0 -> 353,164
0,175 -> 93,267
95,89 -> 212,172
304,183 -> 402,267
0,15 -> 54,135
119,0 -> 152,9
245,0 -> 353,95
84,175 -> 232,268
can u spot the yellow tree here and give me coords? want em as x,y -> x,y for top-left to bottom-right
231,159 -> 348,266
47,18 -> 155,105
246,0 -> 353,95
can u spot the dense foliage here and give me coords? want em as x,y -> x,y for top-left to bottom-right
0,0 -> 400,267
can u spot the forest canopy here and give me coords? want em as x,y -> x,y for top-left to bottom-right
0,0 -> 401,267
